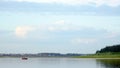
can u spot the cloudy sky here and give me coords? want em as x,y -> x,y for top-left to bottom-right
0,0 -> 120,54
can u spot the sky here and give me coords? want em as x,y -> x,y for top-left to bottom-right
0,0 -> 120,54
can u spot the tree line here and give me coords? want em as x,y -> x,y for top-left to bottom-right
96,44 -> 120,53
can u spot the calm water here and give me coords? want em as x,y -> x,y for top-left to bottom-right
0,58 -> 120,68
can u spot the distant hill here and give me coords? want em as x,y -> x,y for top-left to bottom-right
96,44 -> 120,53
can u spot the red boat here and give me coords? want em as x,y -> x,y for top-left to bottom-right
22,57 -> 28,60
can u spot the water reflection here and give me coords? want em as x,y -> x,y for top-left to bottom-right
96,59 -> 120,68
0,58 -> 98,68
0,58 -> 120,68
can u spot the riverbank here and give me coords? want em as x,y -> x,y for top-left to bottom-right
74,53 -> 120,58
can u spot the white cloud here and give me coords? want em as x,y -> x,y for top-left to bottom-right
47,20 -> 80,32
92,0 -> 120,7
54,20 -> 65,25
48,20 -> 67,31
5,0 -> 120,7
48,26 -> 69,31
14,20 -> 75,38
48,26 -> 56,31
71,38 -> 97,44
106,0 -> 120,7
15,26 -> 35,38
105,32 -> 120,39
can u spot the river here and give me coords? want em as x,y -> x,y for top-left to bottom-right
0,58 -> 120,68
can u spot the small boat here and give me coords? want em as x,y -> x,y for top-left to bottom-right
22,57 -> 28,60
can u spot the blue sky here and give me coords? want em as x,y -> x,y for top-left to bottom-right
0,0 -> 120,54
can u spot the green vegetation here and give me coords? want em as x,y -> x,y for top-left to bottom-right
75,44 -> 120,58
75,53 -> 120,58
96,44 -> 120,53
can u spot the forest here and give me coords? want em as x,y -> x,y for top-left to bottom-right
96,44 -> 120,53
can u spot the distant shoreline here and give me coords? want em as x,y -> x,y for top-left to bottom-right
0,53 -> 84,58
74,53 -> 120,58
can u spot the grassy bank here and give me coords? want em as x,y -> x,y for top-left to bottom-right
74,53 -> 120,58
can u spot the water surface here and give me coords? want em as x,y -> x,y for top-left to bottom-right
0,58 -> 120,68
